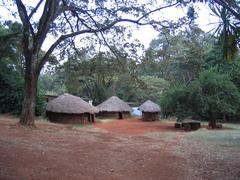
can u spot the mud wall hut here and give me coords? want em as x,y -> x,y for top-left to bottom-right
46,93 -> 99,124
97,96 -> 132,119
139,100 -> 160,121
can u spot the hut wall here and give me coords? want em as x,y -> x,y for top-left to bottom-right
142,112 -> 159,121
97,111 -> 131,119
46,111 -> 94,124
122,112 -> 131,119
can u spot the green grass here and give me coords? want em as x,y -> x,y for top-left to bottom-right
224,123 -> 240,130
185,123 -> 240,149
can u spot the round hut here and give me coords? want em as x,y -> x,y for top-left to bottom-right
139,100 -> 160,121
97,96 -> 132,119
46,93 -> 99,124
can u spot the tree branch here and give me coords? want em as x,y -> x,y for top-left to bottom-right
38,17 -> 164,73
15,0 -> 35,36
214,0 -> 240,20
38,1 -> 181,73
63,12 -> 75,33
28,0 -> 44,19
137,1 -> 181,22
34,0 -> 58,53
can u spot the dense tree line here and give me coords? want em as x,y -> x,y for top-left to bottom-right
40,50 -> 169,106
133,1 -> 240,127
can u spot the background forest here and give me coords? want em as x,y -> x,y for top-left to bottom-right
1,2 -> 240,124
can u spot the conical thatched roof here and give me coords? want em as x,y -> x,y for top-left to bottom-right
97,96 -> 132,112
139,100 -> 160,113
46,93 -> 99,114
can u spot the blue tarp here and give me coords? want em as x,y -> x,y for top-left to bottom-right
131,107 -> 142,116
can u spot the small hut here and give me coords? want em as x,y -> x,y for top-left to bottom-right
139,100 -> 160,121
97,96 -> 132,119
46,93 -> 99,124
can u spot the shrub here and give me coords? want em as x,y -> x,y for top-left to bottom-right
160,84 -> 193,121
0,62 -> 24,115
161,70 -> 240,126
0,62 -> 46,116
35,90 -> 46,117
190,70 -> 240,125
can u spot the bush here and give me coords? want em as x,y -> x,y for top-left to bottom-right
160,84 -> 193,121
190,70 -> 240,123
35,90 -> 47,116
0,61 -> 46,116
161,70 -> 240,125
0,62 -> 24,115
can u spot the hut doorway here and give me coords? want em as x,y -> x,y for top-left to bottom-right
91,114 -> 95,122
118,112 -> 123,119
87,113 -> 91,122
87,114 -> 95,122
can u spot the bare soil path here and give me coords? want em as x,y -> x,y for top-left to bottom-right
0,116 -> 186,180
94,118 -> 178,135
0,115 -> 239,180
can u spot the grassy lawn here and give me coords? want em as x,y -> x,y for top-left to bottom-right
173,122 -> 240,180
186,122 -> 240,149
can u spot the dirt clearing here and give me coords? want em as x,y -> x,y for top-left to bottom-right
0,115 -> 239,180
94,118 -> 178,135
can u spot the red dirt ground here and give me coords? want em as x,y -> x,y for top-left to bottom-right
0,115 -> 186,180
94,118 -> 179,135
2,116 -> 239,179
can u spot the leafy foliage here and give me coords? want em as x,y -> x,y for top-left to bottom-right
0,22 -> 46,116
140,26 -> 212,84
229,58 -> 240,89
0,60 -> 24,115
181,1 -> 240,62
39,70 -> 66,95
63,51 -> 125,104
209,4 -> 239,62
190,70 -> 240,121
161,70 -> 240,123
35,90 -> 46,116
138,76 -> 169,105
161,84 -> 192,121
60,47 -> 171,105
0,59 -> 46,116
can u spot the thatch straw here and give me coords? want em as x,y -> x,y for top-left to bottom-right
139,100 -> 160,112
46,93 -> 99,114
97,96 -> 132,112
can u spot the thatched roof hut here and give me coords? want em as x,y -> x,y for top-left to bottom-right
139,100 -> 160,113
46,93 -> 98,124
97,96 -> 131,119
139,100 -> 160,121
44,95 -> 58,102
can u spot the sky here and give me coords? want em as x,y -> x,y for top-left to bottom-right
0,1 -> 219,51
133,3 -> 219,48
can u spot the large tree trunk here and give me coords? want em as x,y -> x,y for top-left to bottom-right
209,119 -> 217,129
208,110 -> 217,129
19,59 -> 39,127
